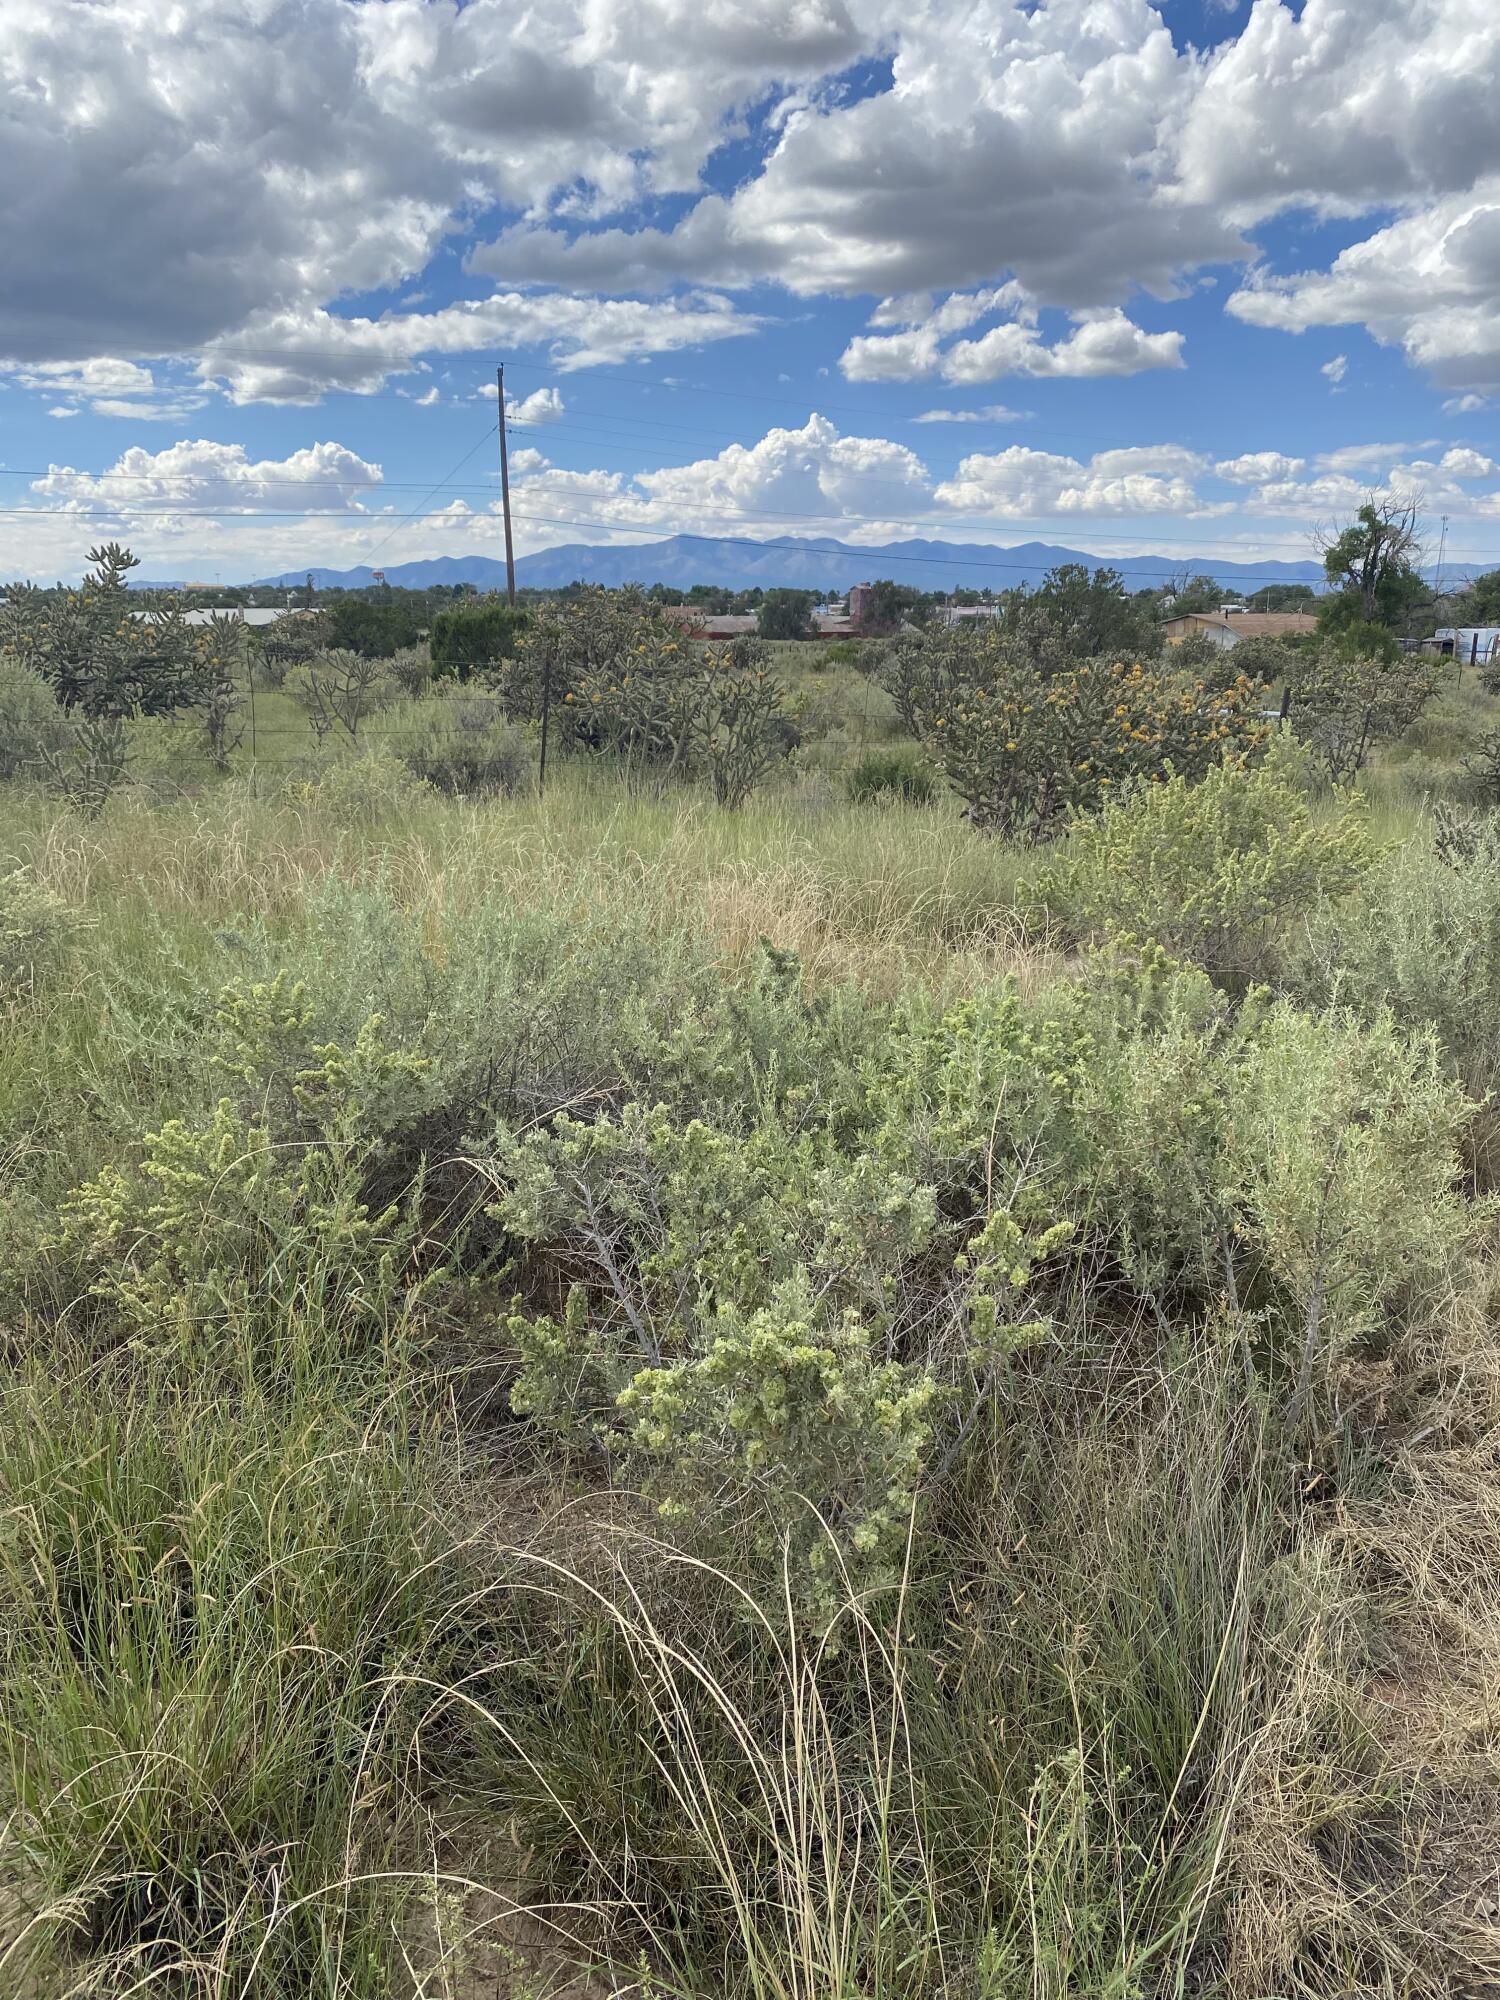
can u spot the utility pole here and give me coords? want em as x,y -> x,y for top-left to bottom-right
538,654 -> 551,800
496,365 -> 517,607
498,361 -> 545,794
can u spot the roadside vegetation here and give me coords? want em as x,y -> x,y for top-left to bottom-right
1,540 -> 1499,1997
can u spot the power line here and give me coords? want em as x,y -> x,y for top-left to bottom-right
327,422 -> 498,569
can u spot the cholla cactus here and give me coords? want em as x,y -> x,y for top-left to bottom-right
0,544 -> 223,716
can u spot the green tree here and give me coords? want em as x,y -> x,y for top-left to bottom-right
755,590 -> 817,641
1444,567 -> 1500,627
1165,575 -> 1239,617
1317,499 -> 1426,628
324,595 -> 423,658
1246,583 -> 1317,612
429,601 -> 529,677
1021,564 -> 1163,659
859,579 -> 923,633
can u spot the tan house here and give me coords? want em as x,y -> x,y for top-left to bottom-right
1161,609 -> 1318,651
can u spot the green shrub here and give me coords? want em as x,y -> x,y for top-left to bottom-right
1170,629 -> 1223,674
307,744 -> 428,823
1074,957 -> 1474,1419
1036,756 -> 1375,992
846,745 -> 937,805
387,642 -> 433,699
57,976 -> 434,1372
1288,645 -> 1441,780
325,593 -> 424,657
380,691 -> 531,796
1223,1005 -> 1469,1418
883,624 -> 1268,841
430,599 -> 528,675
0,867 -> 84,1002
1217,631 -> 1302,689
1286,815 -> 1500,1167
488,988 -> 1070,1614
0,652 -> 69,780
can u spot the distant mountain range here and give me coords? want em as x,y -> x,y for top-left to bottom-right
246,534 -> 1340,597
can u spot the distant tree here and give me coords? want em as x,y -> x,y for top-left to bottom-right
1246,583 -> 1317,613
1445,567 -> 1500,626
325,595 -> 423,658
1020,564 -> 1163,659
1315,596 -> 1404,661
430,601 -> 529,678
859,579 -> 923,633
1165,574 -> 1238,616
1317,499 -> 1425,628
756,589 -> 817,641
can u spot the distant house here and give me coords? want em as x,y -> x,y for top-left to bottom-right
662,608 -> 760,640
1160,609 -> 1318,651
662,606 -> 857,641
846,583 -> 876,626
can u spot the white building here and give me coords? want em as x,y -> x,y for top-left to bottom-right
1434,626 -> 1500,665
129,606 -> 294,628
937,604 -> 1003,626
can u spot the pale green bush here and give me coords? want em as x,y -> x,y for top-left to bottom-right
0,867 -> 84,1001
1074,954 -> 1474,1416
380,691 -> 531,796
492,1081 -> 1064,1614
58,976 -> 434,1368
306,745 -> 429,824
1037,756 -> 1376,992
1222,1003 -> 1470,1420
1286,814 -> 1500,1159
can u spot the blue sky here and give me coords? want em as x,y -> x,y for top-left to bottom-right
1,0 -> 1497,585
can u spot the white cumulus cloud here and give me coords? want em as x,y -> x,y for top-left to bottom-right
842,297 -> 1183,384
934,443 -> 1223,518
31,439 -> 385,516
